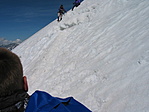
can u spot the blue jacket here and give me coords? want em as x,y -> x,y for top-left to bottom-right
25,91 -> 91,112
75,0 -> 81,4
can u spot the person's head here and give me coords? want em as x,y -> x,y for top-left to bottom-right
0,48 -> 28,97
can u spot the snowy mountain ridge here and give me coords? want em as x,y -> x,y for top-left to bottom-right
13,0 -> 149,111
0,38 -> 22,50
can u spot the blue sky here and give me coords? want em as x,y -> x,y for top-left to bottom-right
0,0 -> 75,41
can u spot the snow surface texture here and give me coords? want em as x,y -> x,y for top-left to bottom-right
13,0 -> 149,111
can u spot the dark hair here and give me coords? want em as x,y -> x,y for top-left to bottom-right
0,48 -> 23,96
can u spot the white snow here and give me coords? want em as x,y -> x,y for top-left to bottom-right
13,0 -> 149,111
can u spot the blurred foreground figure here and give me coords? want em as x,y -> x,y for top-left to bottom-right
0,48 -> 91,112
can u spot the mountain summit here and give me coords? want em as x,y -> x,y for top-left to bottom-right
13,0 -> 149,111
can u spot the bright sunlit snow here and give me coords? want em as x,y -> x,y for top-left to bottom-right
13,0 -> 149,111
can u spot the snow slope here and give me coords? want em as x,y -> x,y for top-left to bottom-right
13,0 -> 149,111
